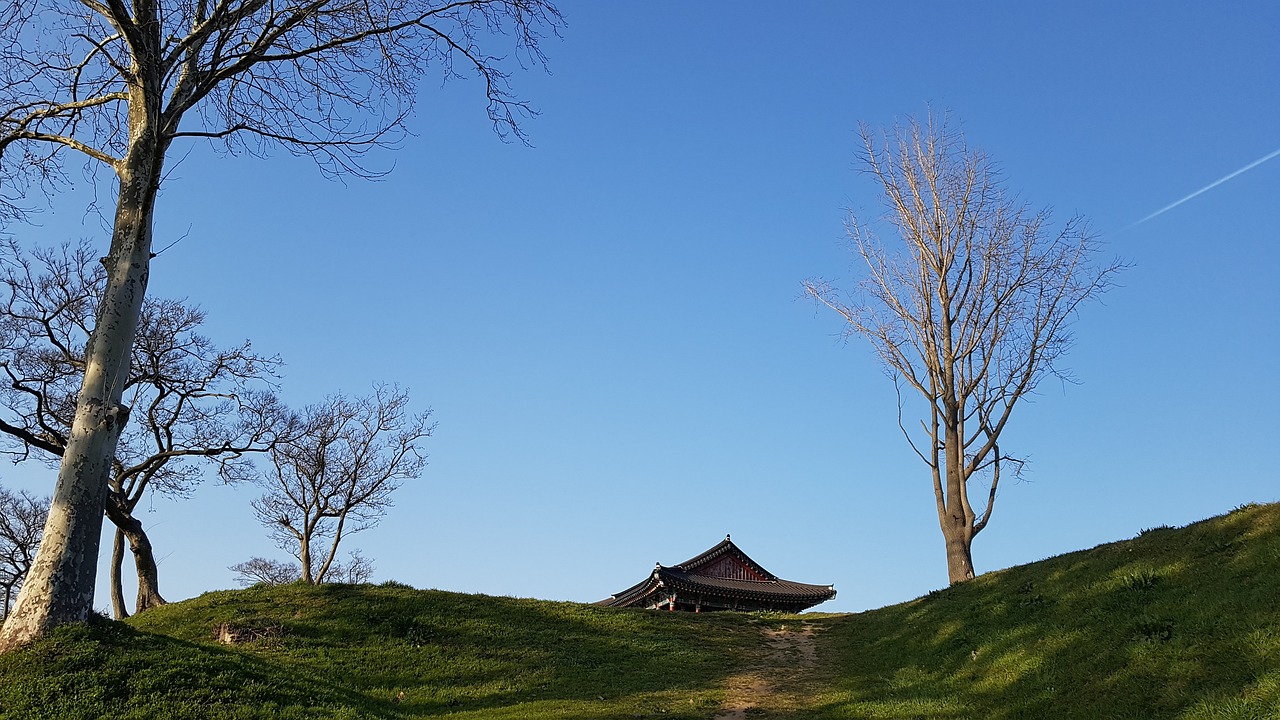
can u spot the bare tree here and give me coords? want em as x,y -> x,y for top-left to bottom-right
0,239 -> 291,618
254,386 -> 430,585
0,485 -> 47,618
804,114 -> 1124,585
230,549 -> 372,587
333,549 -> 375,584
0,0 -> 561,649
229,556 -> 300,587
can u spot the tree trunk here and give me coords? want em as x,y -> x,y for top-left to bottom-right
940,420 -> 976,585
942,523 -> 976,584
104,504 -> 167,616
110,529 -> 130,620
0,112 -> 163,651
313,513 -> 349,584
0,434 -> 123,650
299,533 -> 314,584
111,510 -> 166,613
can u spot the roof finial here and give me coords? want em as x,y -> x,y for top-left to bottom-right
725,533 -> 731,540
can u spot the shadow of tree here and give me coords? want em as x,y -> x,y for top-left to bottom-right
0,615 -> 374,719
115,582 -> 754,718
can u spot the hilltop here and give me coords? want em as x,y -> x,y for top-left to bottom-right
0,502 -> 1277,719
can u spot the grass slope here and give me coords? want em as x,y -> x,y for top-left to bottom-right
809,501 -> 1280,719
0,584 -> 756,719
0,503 -> 1277,719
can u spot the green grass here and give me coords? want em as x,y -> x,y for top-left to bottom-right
807,502 -> 1280,719
0,583 -> 755,719
2,502 -> 1278,719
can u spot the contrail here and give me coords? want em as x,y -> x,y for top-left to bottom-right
1135,147 -> 1280,225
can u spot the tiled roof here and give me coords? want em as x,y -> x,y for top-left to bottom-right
596,574 -> 661,607
671,535 -> 776,579
598,535 -> 836,609
657,567 -> 835,602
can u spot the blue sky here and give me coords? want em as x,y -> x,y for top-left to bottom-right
8,2 -> 1279,613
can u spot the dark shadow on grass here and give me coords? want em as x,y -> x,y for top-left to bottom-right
0,615 -> 375,720
120,582 -> 754,718
279,584 -> 750,715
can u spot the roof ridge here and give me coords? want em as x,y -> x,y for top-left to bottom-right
599,537 -> 836,610
673,535 -> 777,580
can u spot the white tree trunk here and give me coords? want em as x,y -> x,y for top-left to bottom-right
0,133 -> 159,651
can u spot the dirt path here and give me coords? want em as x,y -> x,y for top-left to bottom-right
712,620 -> 823,719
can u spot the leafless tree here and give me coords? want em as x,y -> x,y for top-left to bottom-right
333,549 -> 375,584
804,114 -> 1125,585
0,485 -> 47,618
0,239 -> 292,618
254,386 -> 430,585
228,556 -> 300,587
0,0 -> 561,650
230,549 -> 372,587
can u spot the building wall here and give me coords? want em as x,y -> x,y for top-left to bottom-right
691,555 -> 767,582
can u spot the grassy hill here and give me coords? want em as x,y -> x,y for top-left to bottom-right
809,501 -> 1280,719
1,502 -> 1278,719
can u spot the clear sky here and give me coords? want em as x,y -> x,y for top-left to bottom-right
7,2 -> 1279,613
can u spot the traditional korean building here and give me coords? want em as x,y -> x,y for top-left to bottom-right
597,535 -> 836,612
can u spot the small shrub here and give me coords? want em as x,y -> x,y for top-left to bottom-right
751,610 -> 787,619
1205,536 -> 1240,554
1120,569 -> 1161,592
1018,593 -> 1045,609
1132,615 -> 1175,643
924,587 -> 950,602
1015,581 -> 1044,609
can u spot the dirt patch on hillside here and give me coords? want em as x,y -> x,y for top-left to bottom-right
713,620 -> 825,719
